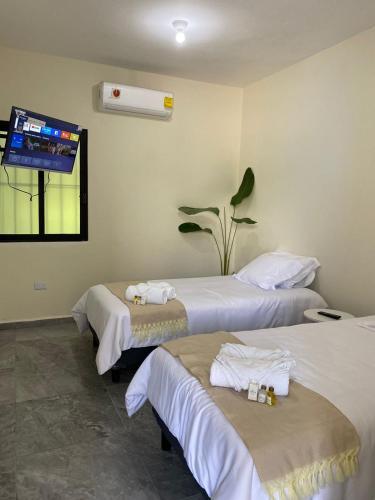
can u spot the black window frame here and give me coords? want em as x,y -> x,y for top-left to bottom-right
0,120 -> 88,242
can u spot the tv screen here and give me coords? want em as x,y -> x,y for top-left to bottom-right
1,106 -> 82,174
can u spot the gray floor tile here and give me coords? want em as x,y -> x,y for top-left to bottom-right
88,432 -> 161,500
157,478 -> 203,500
0,331 -> 15,343
15,338 -> 103,403
39,321 -> 80,340
17,433 -> 160,500
16,338 -> 62,373
15,327 -> 45,342
106,382 -> 131,421
16,445 -> 96,500
8,322 -> 204,499
0,369 -> 15,404
0,333 -> 15,370
0,459 -> 15,500
0,404 -> 15,464
16,389 -> 123,457
16,369 -> 59,403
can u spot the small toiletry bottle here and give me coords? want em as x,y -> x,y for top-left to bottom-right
140,295 -> 146,305
257,384 -> 267,404
248,380 -> 259,401
266,386 -> 277,406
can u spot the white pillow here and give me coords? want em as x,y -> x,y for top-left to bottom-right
279,270 -> 316,289
235,252 -> 320,290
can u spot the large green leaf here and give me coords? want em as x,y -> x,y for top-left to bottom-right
178,223 -> 213,234
231,217 -> 257,224
178,206 -> 220,216
230,168 -> 255,206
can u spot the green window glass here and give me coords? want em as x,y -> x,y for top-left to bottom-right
45,155 -> 80,234
0,160 -> 39,234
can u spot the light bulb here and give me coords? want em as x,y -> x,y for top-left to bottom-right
175,31 -> 186,44
172,20 -> 188,45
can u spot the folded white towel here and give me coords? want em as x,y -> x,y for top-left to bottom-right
219,343 -> 291,361
147,281 -> 176,300
210,354 -> 295,395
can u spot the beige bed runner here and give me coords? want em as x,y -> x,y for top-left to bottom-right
104,281 -> 188,342
162,332 -> 360,499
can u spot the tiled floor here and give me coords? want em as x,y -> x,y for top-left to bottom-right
0,321 -> 205,500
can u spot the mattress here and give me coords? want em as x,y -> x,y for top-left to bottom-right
72,275 -> 326,374
126,317 -> 375,500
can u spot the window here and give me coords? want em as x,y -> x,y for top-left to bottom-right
0,120 -> 88,242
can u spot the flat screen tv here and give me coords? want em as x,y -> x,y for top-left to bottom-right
1,106 -> 82,174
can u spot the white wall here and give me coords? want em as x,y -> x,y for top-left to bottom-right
237,27 -> 375,316
0,46 -> 243,321
3,25 -> 375,322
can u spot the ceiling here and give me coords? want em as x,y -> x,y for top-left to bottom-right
1,0 -> 375,87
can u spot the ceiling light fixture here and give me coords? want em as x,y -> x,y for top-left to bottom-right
172,20 -> 188,44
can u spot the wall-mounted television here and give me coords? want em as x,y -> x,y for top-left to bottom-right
1,106 -> 82,174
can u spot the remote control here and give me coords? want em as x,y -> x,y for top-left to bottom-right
317,311 -> 341,320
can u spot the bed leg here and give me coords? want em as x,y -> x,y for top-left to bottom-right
92,333 -> 99,349
161,430 -> 172,452
111,366 -> 121,384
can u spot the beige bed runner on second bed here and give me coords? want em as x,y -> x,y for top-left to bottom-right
105,281 -> 188,341
162,332 -> 360,500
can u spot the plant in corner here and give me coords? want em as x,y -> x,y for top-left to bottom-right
178,167 -> 257,275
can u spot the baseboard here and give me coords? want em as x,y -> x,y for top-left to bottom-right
0,315 -> 74,330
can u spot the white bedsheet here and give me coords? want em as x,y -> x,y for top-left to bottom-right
126,317 -> 375,500
72,275 -> 326,374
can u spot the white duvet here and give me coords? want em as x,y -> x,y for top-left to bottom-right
72,275 -> 326,374
126,317 -> 375,500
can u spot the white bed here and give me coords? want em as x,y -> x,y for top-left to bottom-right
72,275 -> 326,374
126,317 -> 375,500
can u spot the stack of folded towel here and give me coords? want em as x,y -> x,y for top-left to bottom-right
125,281 -> 176,305
210,343 -> 295,396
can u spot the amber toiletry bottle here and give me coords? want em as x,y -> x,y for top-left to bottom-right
266,386 -> 277,406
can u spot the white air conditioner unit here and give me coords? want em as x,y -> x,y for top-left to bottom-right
98,82 -> 174,119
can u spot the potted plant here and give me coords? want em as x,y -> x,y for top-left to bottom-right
178,167 -> 257,275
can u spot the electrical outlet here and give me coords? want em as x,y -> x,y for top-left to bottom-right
34,281 -> 47,291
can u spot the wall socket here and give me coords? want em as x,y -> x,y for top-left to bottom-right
34,281 -> 47,291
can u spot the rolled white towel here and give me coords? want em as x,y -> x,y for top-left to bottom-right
125,285 -> 139,302
219,343 -> 291,361
210,354 -> 295,395
125,282 -> 171,304
137,283 -> 149,294
147,281 -> 176,300
144,287 -> 168,305
125,283 -> 155,302
147,281 -> 170,287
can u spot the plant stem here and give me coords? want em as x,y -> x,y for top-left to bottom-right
227,206 -> 235,253
227,224 -> 238,274
212,233 -> 223,275
218,214 -> 226,256
223,207 -> 227,274
224,206 -> 236,274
